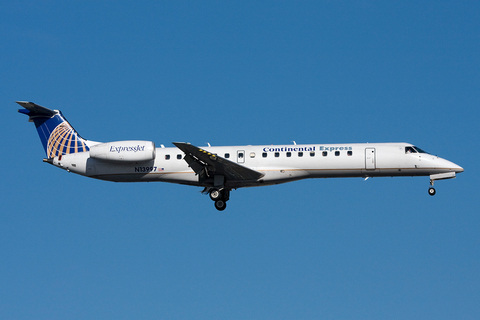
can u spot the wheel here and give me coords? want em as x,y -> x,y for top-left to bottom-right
428,187 -> 436,196
214,200 -> 227,211
210,189 -> 223,201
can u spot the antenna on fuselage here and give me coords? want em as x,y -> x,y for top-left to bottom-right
292,141 -> 297,145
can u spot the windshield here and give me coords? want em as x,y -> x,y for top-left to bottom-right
413,146 -> 429,154
405,146 -> 430,154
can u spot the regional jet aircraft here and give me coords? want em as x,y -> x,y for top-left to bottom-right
18,102 -> 464,211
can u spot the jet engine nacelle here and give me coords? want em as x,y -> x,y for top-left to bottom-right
89,140 -> 156,162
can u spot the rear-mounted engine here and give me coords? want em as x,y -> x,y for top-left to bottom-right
89,140 -> 156,162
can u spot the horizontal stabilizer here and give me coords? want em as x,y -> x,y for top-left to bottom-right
17,101 -> 57,118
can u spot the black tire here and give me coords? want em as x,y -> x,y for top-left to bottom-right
428,187 -> 436,196
210,189 -> 223,201
214,200 -> 227,211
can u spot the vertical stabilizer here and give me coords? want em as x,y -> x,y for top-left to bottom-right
17,101 -> 89,158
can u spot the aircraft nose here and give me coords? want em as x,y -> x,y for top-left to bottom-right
446,159 -> 464,173
438,157 -> 464,173
454,163 -> 464,173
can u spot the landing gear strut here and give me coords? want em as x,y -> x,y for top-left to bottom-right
428,179 -> 436,196
209,188 -> 230,211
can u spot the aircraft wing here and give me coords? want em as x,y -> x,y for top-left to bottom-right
173,142 -> 264,181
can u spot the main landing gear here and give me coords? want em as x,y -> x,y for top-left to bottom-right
209,188 -> 230,211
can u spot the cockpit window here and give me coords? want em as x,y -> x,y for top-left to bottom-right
406,146 -> 429,154
413,146 -> 428,154
405,146 -> 416,154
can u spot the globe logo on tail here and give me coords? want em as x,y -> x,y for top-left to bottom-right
47,122 -> 89,158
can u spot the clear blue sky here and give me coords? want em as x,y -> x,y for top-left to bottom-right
1,1 -> 479,319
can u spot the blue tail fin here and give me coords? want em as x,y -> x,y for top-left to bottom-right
17,101 -> 89,158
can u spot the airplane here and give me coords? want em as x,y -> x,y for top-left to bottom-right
18,101 -> 464,211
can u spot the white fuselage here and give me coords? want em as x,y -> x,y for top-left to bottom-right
52,142 -> 463,189
17,101 -> 464,210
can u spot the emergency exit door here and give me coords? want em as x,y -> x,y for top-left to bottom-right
365,148 -> 376,170
237,150 -> 245,163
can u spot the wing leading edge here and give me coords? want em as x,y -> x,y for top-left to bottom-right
173,142 -> 264,182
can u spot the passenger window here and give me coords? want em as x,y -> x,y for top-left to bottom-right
262,153 -> 267,158
310,152 -> 315,157
275,152 -> 280,157
165,154 -> 170,160
298,152 -> 303,157
323,151 -> 328,157
225,153 -> 230,158
347,151 -> 353,156
238,153 -> 244,158
335,151 -> 340,156
250,152 -> 255,158
177,154 -> 182,159
286,152 -> 291,157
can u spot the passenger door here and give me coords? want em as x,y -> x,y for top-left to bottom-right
365,148 -> 376,170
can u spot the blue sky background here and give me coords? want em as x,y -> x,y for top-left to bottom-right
1,1 -> 479,319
